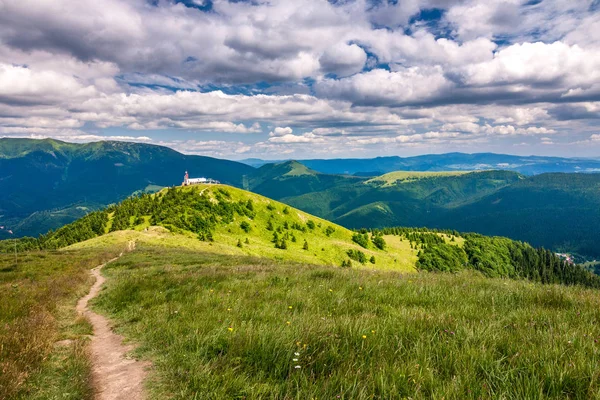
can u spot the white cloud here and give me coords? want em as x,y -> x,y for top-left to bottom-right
0,0 -> 598,156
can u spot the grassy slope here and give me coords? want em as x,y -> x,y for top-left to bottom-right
71,183 -> 419,272
0,247 -> 123,399
91,244 -> 600,399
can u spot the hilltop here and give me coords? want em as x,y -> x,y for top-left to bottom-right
66,184 -> 418,271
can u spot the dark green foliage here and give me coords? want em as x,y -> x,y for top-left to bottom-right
463,234 -> 600,287
352,233 -> 370,249
240,221 -> 251,233
341,259 -> 352,268
417,243 -> 468,273
324,226 -> 335,236
237,239 -> 243,248
306,220 -> 316,230
283,206 -> 290,215
244,238 -> 250,245
303,240 -> 309,251
371,234 -> 386,250
347,249 -> 367,264
413,232 -> 600,288
291,222 -> 307,232
245,200 -> 254,212
370,255 -> 376,264
266,203 -> 275,211
266,220 -> 274,231
35,210 -> 109,249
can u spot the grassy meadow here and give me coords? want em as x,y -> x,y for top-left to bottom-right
93,242 -> 600,399
0,247 -> 121,399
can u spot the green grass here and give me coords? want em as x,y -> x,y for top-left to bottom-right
94,244 -> 600,399
0,247 -> 121,399
366,171 -> 473,187
70,184 -> 418,272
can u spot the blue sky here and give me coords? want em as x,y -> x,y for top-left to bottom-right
0,0 -> 599,159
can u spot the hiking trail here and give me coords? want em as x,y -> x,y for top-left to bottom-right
76,241 -> 148,400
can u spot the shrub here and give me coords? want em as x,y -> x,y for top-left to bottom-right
347,249 -> 367,264
240,221 -> 251,233
352,233 -> 370,249
372,235 -> 386,250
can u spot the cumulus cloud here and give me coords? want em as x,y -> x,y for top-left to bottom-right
0,0 -> 598,157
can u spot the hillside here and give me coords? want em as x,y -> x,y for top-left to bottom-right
4,182 -> 595,288
0,138 -> 254,238
245,168 -> 600,258
64,184 -> 418,271
3,184 -> 600,399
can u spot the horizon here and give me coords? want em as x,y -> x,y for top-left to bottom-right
3,136 -> 600,162
1,1 -> 599,159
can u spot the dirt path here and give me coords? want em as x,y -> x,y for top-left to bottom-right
76,241 -> 149,400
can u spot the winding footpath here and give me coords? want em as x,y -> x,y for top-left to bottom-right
76,242 -> 149,400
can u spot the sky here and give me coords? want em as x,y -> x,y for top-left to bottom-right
0,0 -> 599,160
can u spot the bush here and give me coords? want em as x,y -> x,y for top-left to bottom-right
347,249 -> 367,264
324,226 -> 336,236
372,235 -> 386,250
352,233 -> 370,249
240,221 -> 251,233
306,220 -> 316,230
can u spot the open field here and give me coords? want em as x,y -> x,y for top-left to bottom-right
93,243 -> 600,399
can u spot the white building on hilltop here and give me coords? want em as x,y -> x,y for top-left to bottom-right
182,171 -> 219,186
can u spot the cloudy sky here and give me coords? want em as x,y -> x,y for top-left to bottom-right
1,0 -> 599,159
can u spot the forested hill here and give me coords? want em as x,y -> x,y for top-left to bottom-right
2,183 -> 598,289
0,138 -> 254,237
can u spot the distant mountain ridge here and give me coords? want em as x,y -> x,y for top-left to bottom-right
0,138 -> 254,237
241,153 -> 600,175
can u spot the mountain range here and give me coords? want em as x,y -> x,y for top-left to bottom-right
1,138 -> 599,259
242,153 -> 600,175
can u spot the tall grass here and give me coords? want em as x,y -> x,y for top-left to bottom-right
0,248 -> 118,399
96,245 -> 600,399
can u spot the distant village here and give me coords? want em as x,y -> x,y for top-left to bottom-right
182,171 -> 219,186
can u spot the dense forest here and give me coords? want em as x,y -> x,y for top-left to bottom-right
376,227 -> 600,288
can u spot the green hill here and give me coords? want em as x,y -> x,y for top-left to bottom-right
4,182 -> 595,288
3,184 -> 600,399
0,138 -> 254,238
